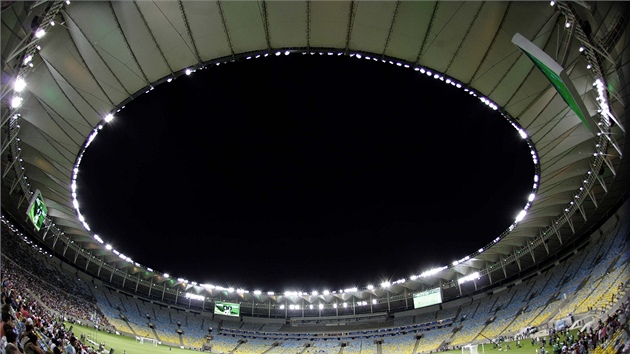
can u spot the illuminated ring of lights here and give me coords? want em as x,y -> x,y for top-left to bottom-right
69,48 -> 541,293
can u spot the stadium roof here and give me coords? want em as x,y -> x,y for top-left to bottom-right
1,1 -> 628,304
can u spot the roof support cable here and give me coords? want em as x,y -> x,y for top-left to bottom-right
380,1 -> 401,61
413,1 -> 438,66
344,1 -> 357,53
469,3 -> 511,84
217,1 -> 236,59
306,0 -> 311,52
108,2 -> 151,86
60,11 -> 117,107
178,0 -> 202,65
133,1 -> 174,75
444,2 -> 485,74
260,1 -> 272,51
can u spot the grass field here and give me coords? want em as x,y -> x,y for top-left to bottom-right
66,323 -> 198,354
66,322 -> 572,354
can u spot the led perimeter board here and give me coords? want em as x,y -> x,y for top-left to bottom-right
214,301 -> 240,317
26,189 -> 47,231
413,287 -> 442,309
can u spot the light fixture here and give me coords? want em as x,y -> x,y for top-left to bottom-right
10,96 -> 23,108
14,78 -> 26,92
35,29 -> 46,38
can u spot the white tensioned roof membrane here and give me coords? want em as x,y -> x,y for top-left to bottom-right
1,1 -> 628,304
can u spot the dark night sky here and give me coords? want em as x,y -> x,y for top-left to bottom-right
77,54 -> 534,292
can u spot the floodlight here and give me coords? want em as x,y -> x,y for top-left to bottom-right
14,78 -> 26,92
11,96 -> 23,108
35,29 -> 46,38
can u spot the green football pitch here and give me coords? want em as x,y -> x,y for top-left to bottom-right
67,322 -> 566,354
66,323 -> 197,354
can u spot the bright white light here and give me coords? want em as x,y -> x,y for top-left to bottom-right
528,193 -> 535,202
167,78 -> 173,83
267,291 -> 274,296
104,114 -> 114,122
579,47 -> 584,52
343,302 -> 347,308
420,266 -> 447,277
284,51 -> 290,55
344,287 -> 357,293
565,22 -> 571,28
518,129 -> 527,139
14,78 -> 26,92
366,284 -> 374,290
279,305 -> 284,309
372,299 -> 378,304
319,304 -> 324,309
50,21 -> 55,26
163,273 -> 170,278
311,291 -> 318,295
380,281 -> 390,288
458,272 -> 480,284
323,290 -> 329,295
333,303 -> 337,308
550,1 -> 555,5
35,29 -> 46,38
534,175 -> 539,182
253,290 -> 262,295
515,210 -> 527,222
105,244 -> 113,250
185,293 -> 204,301
11,96 -> 23,108
309,304 -> 313,309
66,0 -> 70,4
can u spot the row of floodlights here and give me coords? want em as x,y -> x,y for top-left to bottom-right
1,216 -> 53,258
561,78 -> 612,214
11,1 -> 71,107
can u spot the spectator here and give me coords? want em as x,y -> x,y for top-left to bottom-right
5,344 -> 19,354
23,332 -> 44,354
65,337 -> 77,354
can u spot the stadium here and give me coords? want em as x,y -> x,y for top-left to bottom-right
1,1 -> 629,354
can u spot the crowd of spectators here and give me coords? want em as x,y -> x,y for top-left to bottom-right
0,217 -> 628,354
